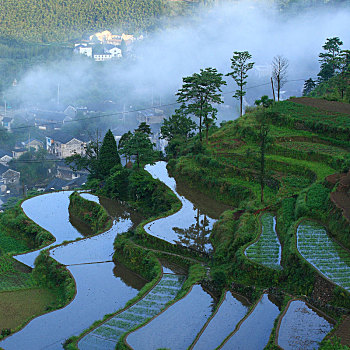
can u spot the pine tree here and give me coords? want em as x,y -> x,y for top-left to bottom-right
176,67 -> 226,142
98,129 -> 121,178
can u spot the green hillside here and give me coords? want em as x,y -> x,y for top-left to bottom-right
0,0 -> 189,42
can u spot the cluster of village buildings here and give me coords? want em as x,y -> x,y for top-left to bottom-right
0,104 -> 167,208
74,31 -> 142,62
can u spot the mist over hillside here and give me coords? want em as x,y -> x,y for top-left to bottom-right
6,0 -> 350,120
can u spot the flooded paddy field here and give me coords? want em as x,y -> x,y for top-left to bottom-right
0,193 -> 145,350
219,294 -> 280,350
191,291 -> 249,350
126,284 -> 215,350
79,266 -> 185,350
144,162 -> 229,254
277,299 -> 334,350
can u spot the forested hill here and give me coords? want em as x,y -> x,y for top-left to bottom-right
0,0 -> 189,42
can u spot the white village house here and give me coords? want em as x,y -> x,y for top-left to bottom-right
46,133 -> 86,159
0,150 -> 12,165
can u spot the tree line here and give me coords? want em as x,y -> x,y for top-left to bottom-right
303,37 -> 350,100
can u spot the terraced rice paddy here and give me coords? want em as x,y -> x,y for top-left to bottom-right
219,294 -> 280,350
126,284 -> 215,350
245,213 -> 282,270
297,220 -> 350,292
78,273 -> 185,350
277,300 -> 334,349
191,291 -> 249,350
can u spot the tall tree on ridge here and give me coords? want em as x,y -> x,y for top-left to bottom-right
272,55 -> 289,101
318,37 -> 343,82
98,129 -> 121,178
302,78 -> 316,96
226,51 -> 254,117
176,67 -> 226,142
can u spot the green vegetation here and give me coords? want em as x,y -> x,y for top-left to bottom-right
306,37 -> 350,102
0,0 -> 190,42
98,129 -> 121,178
226,51 -> 254,117
176,67 -> 226,142
33,250 -> 75,308
161,70 -> 350,331
0,288 -> 56,331
119,128 -> 157,169
68,191 -> 111,235
0,199 -> 54,251
0,255 -> 35,292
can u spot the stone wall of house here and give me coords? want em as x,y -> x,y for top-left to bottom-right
61,139 -> 86,158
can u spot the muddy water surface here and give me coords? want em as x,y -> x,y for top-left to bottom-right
277,300 -> 334,350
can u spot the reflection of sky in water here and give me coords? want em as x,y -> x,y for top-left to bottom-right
0,263 -> 142,350
193,291 -> 249,350
2,192 -> 145,350
221,294 -> 280,350
15,191 -> 82,267
145,162 -> 216,253
127,285 -> 214,350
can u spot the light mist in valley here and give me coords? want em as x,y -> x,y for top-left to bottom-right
7,0 -> 350,122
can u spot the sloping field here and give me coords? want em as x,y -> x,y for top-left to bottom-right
0,288 -> 56,330
245,213 -> 282,270
297,220 -> 350,292
290,97 -> 350,115
334,315 -> 350,346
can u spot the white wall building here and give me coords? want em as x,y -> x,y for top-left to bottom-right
107,47 -> 122,58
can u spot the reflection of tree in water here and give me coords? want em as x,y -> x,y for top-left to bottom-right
173,206 -> 212,253
99,197 -> 143,226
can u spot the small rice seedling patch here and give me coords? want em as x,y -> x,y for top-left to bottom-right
94,326 -> 124,339
136,300 -> 162,309
245,213 -> 282,270
105,319 -> 133,330
297,220 -> 350,292
128,306 -> 158,316
79,272 -> 185,348
117,313 -> 145,323
143,294 -> 170,302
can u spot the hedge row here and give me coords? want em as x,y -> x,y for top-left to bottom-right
33,250 -> 75,308
68,192 -> 111,235
0,201 -> 54,250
